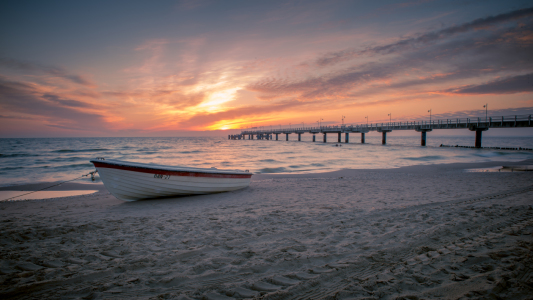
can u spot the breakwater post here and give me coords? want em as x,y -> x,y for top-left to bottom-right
345,133 -> 349,143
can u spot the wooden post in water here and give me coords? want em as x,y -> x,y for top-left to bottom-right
298,133 -> 301,141
338,132 -> 341,143
313,135 -> 316,142
361,132 -> 365,143
286,133 -> 289,141
275,133 -> 278,140
345,132 -> 349,143
323,133 -> 327,143
382,132 -> 387,144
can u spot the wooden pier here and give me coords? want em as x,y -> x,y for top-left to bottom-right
230,114 -> 533,148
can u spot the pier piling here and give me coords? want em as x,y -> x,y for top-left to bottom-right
298,133 -> 301,141
275,133 -> 278,141
286,133 -> 289,141
323,133 -> 327,143
382,132 -> 386,144
313,135 -> 316,142
416,129 -> 432,146
475,130 -> 482,148
338,132 -> 341,143
361,132 -> 365,144
469,127 -> 488,148
345,133 -> 349,143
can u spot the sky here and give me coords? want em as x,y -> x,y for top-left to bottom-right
1,0 -> 532,137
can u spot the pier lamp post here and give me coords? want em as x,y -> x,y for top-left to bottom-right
320,118 -> 323,127
342,115 -> 345,126
428,109 -> 432,124
388,113 -> 391,126
483,104 -> 488,122
365,116 -> 368,126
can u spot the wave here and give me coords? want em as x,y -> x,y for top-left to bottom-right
0,166 -> 25,171
178,150 -> 203,154
0,153 -> 39,158
54,149 -> 109,153
259,159 -> 278,162
53,163 -> 94,169
474,151 -> 515,158
402,155 -> 445,161
258,167 -> 288,173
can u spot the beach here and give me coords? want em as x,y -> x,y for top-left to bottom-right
1,160 -> 532,299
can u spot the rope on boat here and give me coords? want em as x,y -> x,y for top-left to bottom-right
0,170 -> 98,202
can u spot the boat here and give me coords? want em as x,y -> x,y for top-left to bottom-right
90,158 -> 252,201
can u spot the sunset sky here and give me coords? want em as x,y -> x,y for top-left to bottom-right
1,0 -> 532,137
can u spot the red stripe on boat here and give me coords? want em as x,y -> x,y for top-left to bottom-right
92,162 -> 252,178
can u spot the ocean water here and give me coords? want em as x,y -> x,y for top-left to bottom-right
0,135 -> 532,187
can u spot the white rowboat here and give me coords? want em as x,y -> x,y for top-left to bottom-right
90,158 -> 252,201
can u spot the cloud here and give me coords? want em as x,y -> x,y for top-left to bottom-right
0,58 -> 94,86
315,6 -> 533,67
426,107 -> 533,120
447,73 -> 533,95
0,78 -> 107,131
42,93 -> 99,108
247,18 -> 533,102
0,114 -> 34,120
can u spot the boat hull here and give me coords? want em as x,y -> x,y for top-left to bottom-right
91,160 -> 252,201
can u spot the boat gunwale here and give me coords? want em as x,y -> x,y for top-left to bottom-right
90,159 -> 252,178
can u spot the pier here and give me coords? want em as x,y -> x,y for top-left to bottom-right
230,114 -> 533,148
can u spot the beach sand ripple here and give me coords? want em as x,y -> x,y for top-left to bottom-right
0,164 -> 532,299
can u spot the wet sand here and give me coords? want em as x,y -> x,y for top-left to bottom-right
1,160 -> 532,299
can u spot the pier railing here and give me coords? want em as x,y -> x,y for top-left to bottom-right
232,114 -> 532,148
241,114 -> 532,135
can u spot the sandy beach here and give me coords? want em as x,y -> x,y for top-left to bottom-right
1,160 -> 532,299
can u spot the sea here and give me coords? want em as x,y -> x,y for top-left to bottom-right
1,135 -> 533,188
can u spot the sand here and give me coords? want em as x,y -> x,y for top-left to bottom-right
1,160 -> 532,299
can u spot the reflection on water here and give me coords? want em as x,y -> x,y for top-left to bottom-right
0,190 -> 98,201
0,136 -> 532,187
465,165 -> 533,172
